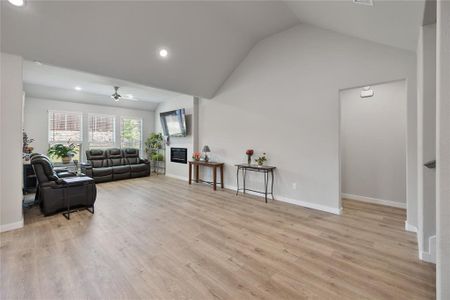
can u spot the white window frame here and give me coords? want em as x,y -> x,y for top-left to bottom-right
47,110 -> 83,162
48,110 -> 83,143
87,113 -> 116,149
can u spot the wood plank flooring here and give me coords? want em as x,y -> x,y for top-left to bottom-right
1,176 -> 435,299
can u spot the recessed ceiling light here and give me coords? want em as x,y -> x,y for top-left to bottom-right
8,0 -> 25,7
33,60 -> 43,66
159,48 -> 169,58
74,86 -> 82,91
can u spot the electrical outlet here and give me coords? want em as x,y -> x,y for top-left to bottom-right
292,183 -> 297,190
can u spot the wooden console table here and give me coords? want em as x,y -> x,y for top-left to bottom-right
188,161 -> 224,191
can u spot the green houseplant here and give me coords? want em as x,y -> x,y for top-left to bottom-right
255,153 -> 267,166
145,133 -> 164,160
48,140 -> 78,164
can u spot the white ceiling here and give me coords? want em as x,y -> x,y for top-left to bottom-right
1,1 -> 299,99
23,60 -> 183,111
285,0 -> 425,52
1,1 -> 426,99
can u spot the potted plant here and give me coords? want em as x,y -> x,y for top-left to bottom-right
145,133 -> 164,159
151,153 -> 164,162
48,140 -> 79,164
23,131 -> 35,154
192,151 -> 201,161
255,153 -> 267,166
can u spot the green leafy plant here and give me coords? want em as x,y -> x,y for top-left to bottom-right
48,140 -> 78,159
145,133 -> 164,160
255,153 -> 267,166
151,153 -> 164,161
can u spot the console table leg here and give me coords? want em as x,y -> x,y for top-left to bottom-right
243,168 -> 246,194
188,163 -> 192,184
264,171 -> 268,203
236,167 -> 240,195
195,165 -> 199,183
220,165 -> 224,189
213,166 -> 217,191
271,169 -> 275,200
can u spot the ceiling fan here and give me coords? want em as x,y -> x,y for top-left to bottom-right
111,86 -> 139,102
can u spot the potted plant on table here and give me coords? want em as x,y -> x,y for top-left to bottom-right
48,140 -> 78,164
192,152 -> 201,161
255,153 -> 267,166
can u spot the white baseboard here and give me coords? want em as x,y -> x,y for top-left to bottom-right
225,184 -> 342,215
419,235 -> 436,263
405,221 -> 418,233
164,173 -> 188,181
0,219 -> 24,233
341,193 -> 406,209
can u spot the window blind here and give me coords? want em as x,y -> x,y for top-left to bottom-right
48,111 -> 82,143
120,117 -> 142,151
88,114 -> 115,148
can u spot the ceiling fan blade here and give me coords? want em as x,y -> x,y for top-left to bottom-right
122,96 -> 140,101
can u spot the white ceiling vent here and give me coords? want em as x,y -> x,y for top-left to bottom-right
353,0 -> 373,6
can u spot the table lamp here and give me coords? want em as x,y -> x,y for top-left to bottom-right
202,145 -> 211,162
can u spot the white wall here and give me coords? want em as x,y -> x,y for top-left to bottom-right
199,24 -> 417,215
417,23 -> 437,262
436,1 -> 450,298
341,80 -> 406,207
154,95 -> 193,180
24,97 -> 155,161
0,53 -> 24,232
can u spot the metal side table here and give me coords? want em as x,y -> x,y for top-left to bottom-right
235,164 -> 276,203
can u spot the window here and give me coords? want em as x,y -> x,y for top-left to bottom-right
88,114 -> 115,148
48,111 -> 82,143
48,111 -> 82,161
120,117 -> 142,151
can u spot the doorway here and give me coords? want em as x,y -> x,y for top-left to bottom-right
339,80 -> 407,209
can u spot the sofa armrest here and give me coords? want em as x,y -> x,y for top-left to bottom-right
81,163 -> 93,177
54,167 -> 69,173
139,158 -> 150,164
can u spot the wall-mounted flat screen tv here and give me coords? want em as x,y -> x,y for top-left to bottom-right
160,108 -> 187,137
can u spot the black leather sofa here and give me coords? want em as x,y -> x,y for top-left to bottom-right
31,154 -> 97,216
82,148 -> 150,183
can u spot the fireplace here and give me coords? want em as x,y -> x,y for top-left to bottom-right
170,147 -> 187,164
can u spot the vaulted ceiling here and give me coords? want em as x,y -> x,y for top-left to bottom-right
1,1 -> 426,99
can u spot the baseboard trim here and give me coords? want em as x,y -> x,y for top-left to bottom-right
341,193 -> 406,209
164,173 -> 188,181
419,235 -> 436,263
225,184 -> 342,215
0,219 -> 24,233
405,221 -> 418,233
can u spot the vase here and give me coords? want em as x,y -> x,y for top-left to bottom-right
247,155 -> 252,165
62,156 -> 71,164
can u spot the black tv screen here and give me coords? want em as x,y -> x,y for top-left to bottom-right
160,109 -> 187,137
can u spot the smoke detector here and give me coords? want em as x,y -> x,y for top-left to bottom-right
360,86 -> 374,98
353,0 -> 373,6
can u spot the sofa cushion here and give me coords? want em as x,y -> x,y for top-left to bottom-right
112,165 -> 130,174
106,148 -> 127,166
86,149 -> 110,168
123,148 -> 140,164
130,163 -> 148,173
92,167 -> 112,177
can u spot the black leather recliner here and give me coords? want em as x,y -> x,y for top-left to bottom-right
82,148 -> 150,183
31,154 -> 97,216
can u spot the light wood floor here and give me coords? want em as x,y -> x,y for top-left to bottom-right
1,176 -> 435,299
